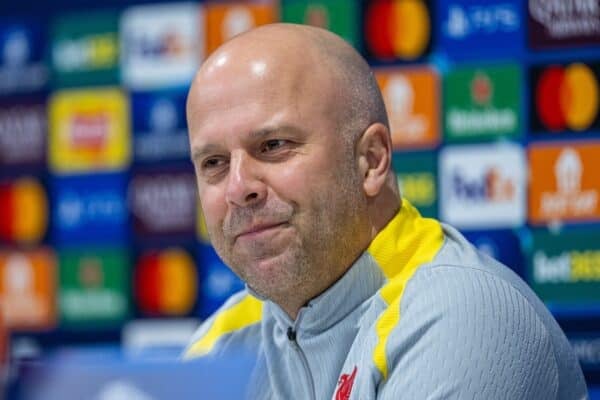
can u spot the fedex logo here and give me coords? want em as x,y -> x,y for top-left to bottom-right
451,167 -> 515,202
440,144 -> 525,229
127,31 -> 188,59
120,3 -> 201,90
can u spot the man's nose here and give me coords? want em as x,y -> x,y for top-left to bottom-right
225,152 -> 267,207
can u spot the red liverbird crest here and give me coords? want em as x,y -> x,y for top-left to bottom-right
335,366 -> 358,400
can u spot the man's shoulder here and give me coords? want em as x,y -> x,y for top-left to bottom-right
182,290 -> 263,360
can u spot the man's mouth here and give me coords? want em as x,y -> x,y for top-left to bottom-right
235,222 -> 289,241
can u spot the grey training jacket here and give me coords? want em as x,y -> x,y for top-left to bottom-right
184,200 -> 588,400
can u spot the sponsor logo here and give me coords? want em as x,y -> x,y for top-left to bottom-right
53,33 -> 118,72
392,151 -> 437,218
132,91 -> 189,162
445,2 -> 519,39
206,2 -> 277,55
52,173 -> 127,245
48,88 -> 130,173
0,177 -> 47,244
440,144 -> 525,228
58,247 -> 129,325
135,247 -> 198,316
540,149 -> 597,217
398,173 -> 436,206
444,64 -> 521,141
130,170 -> 197,236
0,23 -> 47,93
529,228 -> 600,305
529,0 -> 600,48
462,229 -> 524,277
0,100 -> 46,166
281,0 -> 359,46
529,143 -> 600,224
376,67 -> 439,149
364,0 -> 431,60
51,11 -> 119,86
451,167 -> 515,202
0,248 -> 55,329
335,366 -> 357,400
2,28 -> 31,67
531,63 -> 599,133
198,245 -> 244,318
120,3 -> 202,89
571,337 -> 600,366
532,250 -> 600,284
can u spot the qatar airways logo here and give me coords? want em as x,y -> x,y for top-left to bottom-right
440,144 -> 525,229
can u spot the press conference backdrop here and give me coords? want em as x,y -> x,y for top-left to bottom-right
1,0 -> 600,393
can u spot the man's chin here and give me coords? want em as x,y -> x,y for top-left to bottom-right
240,251 -> 297,289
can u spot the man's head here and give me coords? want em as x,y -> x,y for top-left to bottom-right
187,23 -> 399,317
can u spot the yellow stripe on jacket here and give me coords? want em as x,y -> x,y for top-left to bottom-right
367,199 -> 445,380
184,294 -> 263,359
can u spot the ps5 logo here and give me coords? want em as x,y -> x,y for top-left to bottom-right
445,3 -> 520,39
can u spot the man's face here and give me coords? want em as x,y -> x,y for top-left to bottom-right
187,55 -> 368,306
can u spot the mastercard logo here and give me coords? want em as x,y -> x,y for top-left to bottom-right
0,178 -> 47,244
364,0 -> 431,60
135,248 -> 197,316
535,63 -> 599,132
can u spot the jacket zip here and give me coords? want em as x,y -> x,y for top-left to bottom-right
287,327 -> 316,400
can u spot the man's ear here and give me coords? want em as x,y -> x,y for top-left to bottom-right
356,122 -> 392,197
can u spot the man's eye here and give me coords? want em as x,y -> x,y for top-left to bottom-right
202,157 -> 226,169
261,139 -> 287,152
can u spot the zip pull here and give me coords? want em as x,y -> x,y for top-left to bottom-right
287,327 -> 297,341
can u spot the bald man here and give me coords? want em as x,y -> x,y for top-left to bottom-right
183,24 -> 587,400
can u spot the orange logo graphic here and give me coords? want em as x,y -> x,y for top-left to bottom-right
0,248 -> 56,330
376,67 -> 439,149
529,143 -> 600,224
205,2 -> 277,55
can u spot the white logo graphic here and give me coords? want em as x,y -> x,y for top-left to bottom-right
120,3 -> 203,89
149,98 -> 177,133
384,75 -> 427,141
533,251 -> 571,283
2,253 -> 46,324
445,3 -> 519,39
447,6 -> 470,38
223,7 -> 254,40
440,143 -> 525,228
540,148 -> 598,218
529,0 -> 599,38
3,30 -> 30,66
